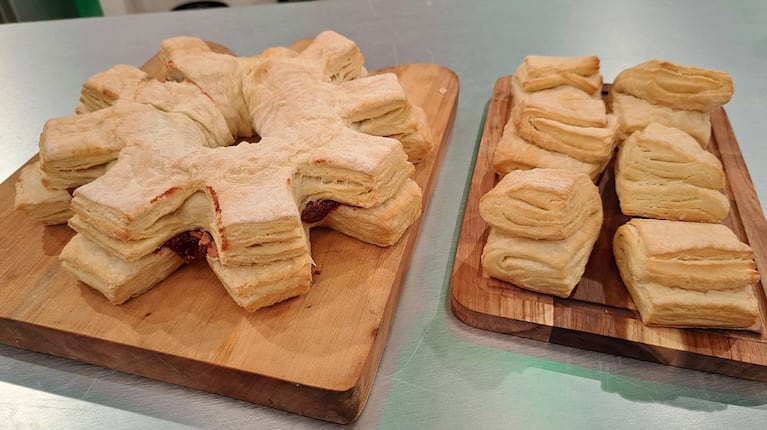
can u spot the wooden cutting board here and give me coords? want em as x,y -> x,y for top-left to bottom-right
0,63 -> 459,424
450,76 -> 767,381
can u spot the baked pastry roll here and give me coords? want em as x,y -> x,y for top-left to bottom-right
492,122 -> 607,181
482,211 -> 602,297
479,168 -> 602,297
14,161 -> 73,225
510,75 -> 602,112
514,55 -> 602,95
613,218 -> 760,328
479,168 -> 601,240
615,122 -> 729,222
611,59 -> 734,112
608,92 -> 712,147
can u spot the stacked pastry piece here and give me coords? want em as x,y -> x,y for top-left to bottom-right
15,78 -> 233,225
615,122 -> 730,222
609,60 -> 761,329
609,60 -> 734,222
613,219 -> 760,329
479,168 -> 603,297
608,59 -> 734,147
15,31 -> 433,312
493,55 -> 619,182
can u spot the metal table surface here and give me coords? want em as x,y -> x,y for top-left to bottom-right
1,0 -> 767,428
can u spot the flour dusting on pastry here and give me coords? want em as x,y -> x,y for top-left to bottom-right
15,31 -> 432,312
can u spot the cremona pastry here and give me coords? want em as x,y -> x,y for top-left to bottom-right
608,59 -> 734,147
493,55 -> 617,182
17,31 -> 432,312
615,122 -> 730,223
613,218 -> 760,329
480,168 -> 602,297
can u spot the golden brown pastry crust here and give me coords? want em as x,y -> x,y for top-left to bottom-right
611,59 -> 734,112
479,168 -> 601,240
492,122 -> 607,181
613,218 -> 760,329
607,92 -> 712,147
615,122 -> 729,222
482,209 -> 602,298
498,55 -> 616,182
514,55 -> 602,94
480,168 -> 603,297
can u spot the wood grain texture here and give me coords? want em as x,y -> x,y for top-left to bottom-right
0,63 -> 459,424
450,76 -> 767,381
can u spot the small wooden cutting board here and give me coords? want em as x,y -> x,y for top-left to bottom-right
0,63 -> 459,424
450,76 -> 767,381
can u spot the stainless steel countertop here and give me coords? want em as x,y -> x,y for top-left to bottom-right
2,1 -> 767,428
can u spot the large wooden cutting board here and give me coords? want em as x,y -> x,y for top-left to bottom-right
450,76 -> 767,381
0,63 -> 459,424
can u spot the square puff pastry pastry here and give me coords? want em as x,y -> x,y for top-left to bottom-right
492,122 -> 608,182
611,59 -> 734,113
480,168 -> 603,297
608,92 -> 712,148
613,218 -> 761,329
479,168 -> 601,240
514,55 -> 602,95
493,55 -> 617,182
608,59 -> 733,148
615,122 -> 730,223
511,88 -> 619,164
482,210 -> 602,298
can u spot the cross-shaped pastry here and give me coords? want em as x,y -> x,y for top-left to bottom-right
49,31 -> 430,311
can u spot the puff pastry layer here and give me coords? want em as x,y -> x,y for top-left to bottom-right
608,92 -> 711,147
482,208 -> 602,298
480,168 -> 602,297
514,55 -> 602,95
613,218 -> 760,329
608,59 -> 733,148
615,122 -> 729,222
16,31 -> 432,312
493,55 -> 617,181
611,59 -> 734,112
479,168 -> 601,240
